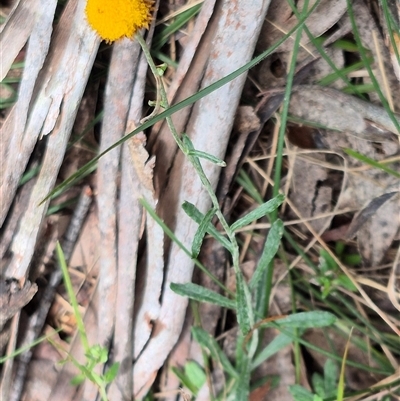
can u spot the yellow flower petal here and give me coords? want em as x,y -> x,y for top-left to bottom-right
85,0 -> 153,43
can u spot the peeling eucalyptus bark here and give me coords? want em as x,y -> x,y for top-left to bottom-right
0,279 -> 37,355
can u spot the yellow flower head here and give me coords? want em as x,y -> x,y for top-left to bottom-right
85,0 -> 153,43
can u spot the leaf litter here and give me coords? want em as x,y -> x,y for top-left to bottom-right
0,0 -> 399,400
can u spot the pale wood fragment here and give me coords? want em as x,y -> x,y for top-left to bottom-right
5,0 -> 99,279
0,0 -> 57,225
96,38 -> 140,353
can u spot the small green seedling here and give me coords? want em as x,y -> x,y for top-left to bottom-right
55,242 -> 119,401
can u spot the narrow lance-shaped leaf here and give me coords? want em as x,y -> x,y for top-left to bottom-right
184,361 -> 207,391
192,327 -> 239,379
250,219 -> 284,289
252,331 -> 293,369
324,359 -> 338,397
343,148 -> 400,178
230,194 -> 285,232
104,362 -> 120,383
182,201 -> 232,251
266,311 -> 337,329
191,207 -> 217,258
188,149 -> 226,166
182,134 -> 203,172
235,273 -> 252,334
289,385 -> 315,401
170,283 -> 236,309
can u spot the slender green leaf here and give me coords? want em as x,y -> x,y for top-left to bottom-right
343,148 -> 400,178
170,282 -> 236,309
71,373 -> 86,386
250,219 -> 284,289
252,331 -> 293,369
230,195 -> 285,232
191,207 -> 216,258
318,58 -> 373,86
269,311 -> 336,329
324,359 -> 338,396
346,0 -> 400,133
0,329 -> 62,363
182,201 -> 232,251
152,3 -> 202,50
192,327 -> 239,379
104,362 -> 120,383
235,273 -> 252,334
141,198 -> 232,295
332,39 -> 360,52
172,366 -> 198,394
252,331 -> 294,369
236,170 -> 264,204
289,385 -> 315,401
187,149 -> 226,166
342,83 -> 375,94
56,242 -> 89,351
184,361 -> 207,392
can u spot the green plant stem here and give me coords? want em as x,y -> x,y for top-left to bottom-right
135,33 -> 256,343
56,242 -> 89,351
135,33 -> 240,269
279,248 -> 302,384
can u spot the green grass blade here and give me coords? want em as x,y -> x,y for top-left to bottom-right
56,242 -> 89,351
343,147 -> 400,178
152,3 -> 202,50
